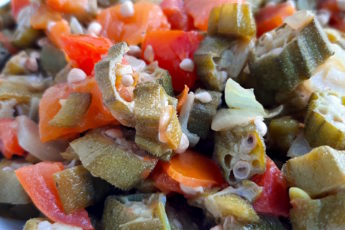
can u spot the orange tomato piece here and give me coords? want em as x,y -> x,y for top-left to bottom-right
163,150 -> 226,188
255,2 -> 296,37
60,34 -> 113,75
31,4 -> 62,30
151,162 -> 183,194
15,162 -> 94,229
46,19 -> 71,48
39,78 -> 117,142
97,1 -> 170,45
160,0 -> 194,30
46,0 -> 89,17
0,119 -> 25,159
184,0 -> 245,31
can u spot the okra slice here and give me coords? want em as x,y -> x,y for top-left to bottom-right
214,123 -> 266,184
95,42 -> 135,127
102,194 -> 169,230
24,218 -> 82,230
208,3 -> 256,38
70,131 -> 157,190
40,43 -> 67,76
0,81 -> 40,103
248,11 -> 334,105
53,165 -> 110,214
187,89 -> 221,139
134,82 -> 182,158
49,92 -> 91,127
2,51 -> 29,75
283,146 -> 345,197
304,91 -> 345,149
290,189 -> 345,230
223,215 -> 286,230
194,36 -> 253,91
268,117 -> 300,152
0,160 -> 31,205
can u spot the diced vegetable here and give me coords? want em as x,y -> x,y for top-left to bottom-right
248,11 -> 334,106
46,19 -> 71,48
39,78 -> 116,142
222,215 -> 286,230
98,1 -> 170,45
0,160 -> 30,204
151,162 -> 183,194
252,157 -> 290,217
53,165 -> 110,213
70,131 -> 157,190
208,3 -> 256,38
46,0 -> 96,21
24,218 -> 83,230
0,118 -> 25,159
142,30 -> 203,92
40,42 -> 67,76
214,123 -> 266,183
60,34 -> 113,75
290,189 -> 345,230
160,0 -> 193,31
255,2 -> 296,37
49,92 -> 91,127
194,36 -> 253,91
30,4 -> 62,30
15,162 -> 93,229
283,146 -> 345,197
304,91 -> 345,149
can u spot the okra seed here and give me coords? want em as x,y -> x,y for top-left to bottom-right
144,45 -> 154,63
67,68 -> 87,83
179,58 -> 194,72
254,118 -> 267,136
195,91 -> 212,103
121,74 -> 134,87
87,22 -> 102,36
233,160 -> 251,180
175,133 -> 189,154
25,57 -> 38,72
120,0 -> 134,18
37,221 -> 52,230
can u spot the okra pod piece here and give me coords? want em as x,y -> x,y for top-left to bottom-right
0,81 -> 41,103
102,194 -> 169,230
53,165 -> 110,214
40,43 -> 67,76
143,63 -> 175,97
283,146 -> 345,197
223,215 -> 286,230
248,11 -> 334,106
0,160 -> 31,204
187,89 -> 221,139
208,3 -> 256,38
268,117 -> 300,152
194,36 -> 253,91
49,92 -> 92,127
2,51 -> 29,75
95,42 -> 135,127
304,91 -> 345,149
70,130 -> 157,190
214,123 -> 266,184
290,190 -> 345,230
134,82 -> 182,158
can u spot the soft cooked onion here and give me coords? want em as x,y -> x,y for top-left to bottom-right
16,116 -> 67,161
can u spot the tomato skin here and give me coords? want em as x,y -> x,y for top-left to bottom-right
60,35 -> 112,76
255,2 -> 296,37
251,157 -> 290,217
39,78 -> 117,142
98,1 -> 170,45
15,162 -> 94,229
0,119 -> 25,159
160,0 -> 194,31
11,0 -> 30,20
151,162 -> 183,194
142,30 -> 203,92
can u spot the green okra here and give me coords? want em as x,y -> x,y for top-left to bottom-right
70,131 -> 157,190
40,43 -> 67,76
49,92 -> 92,127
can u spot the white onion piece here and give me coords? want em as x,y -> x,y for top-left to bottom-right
16,116 -> 67,161
287,133 -> 311,158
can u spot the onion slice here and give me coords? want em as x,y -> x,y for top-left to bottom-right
16,116 -> 67,161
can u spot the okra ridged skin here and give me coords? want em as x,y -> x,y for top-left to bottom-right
187,89 -> 222,139
214,123 -> 266,184
305,91 -> 345,149
70,131 -> 158,190
248,17 -> 334,106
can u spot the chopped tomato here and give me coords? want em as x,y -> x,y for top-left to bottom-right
151,162 -> 183,194
31,4 -> 62,30
0,119 -> 25,159
319,0 -> 339,12
160,0 -> 194,31
163,150 -> 225,188
319,0 -> 345,32
184,0 -> 244,31
46,0 -> 89,19
39,78 -> 117,142
60,34 -> 113,75
255,2 -> 296,37
142,30 -> 203,92
11,0 -> 30,20
46,19 -> 71,48
15,162 -> 93,229
97,1 -> 170,45
251,157 -> 290,217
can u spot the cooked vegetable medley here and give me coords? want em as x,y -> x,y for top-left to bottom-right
1,0 -> 345,229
